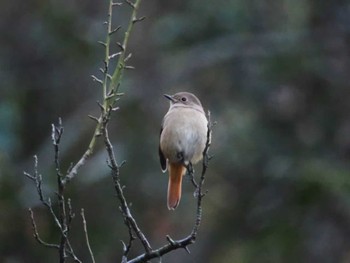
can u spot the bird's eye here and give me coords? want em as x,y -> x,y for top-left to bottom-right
181,97 -> 187,102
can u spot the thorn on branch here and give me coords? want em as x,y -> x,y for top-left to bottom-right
24,171 -> 35,180
91,75 -> 103,85
132,16 -> 146,24
88,115 -> 100,123
124,65 -> 135,70
97,101 -> 105,112
166,235 -> 176,246
125,0 -> 135,9
124,53 -> 132,62
66,163 -> 74,174
98,41 -> 107,47
207,154 -> 214,161
119,160 -> 127,167
112,1 -> 123,6
121,240 -> 127,252
109,52 -> 122,60
184,246 -> 191,254
116,42 -> 125,51
109,25 -> 122,35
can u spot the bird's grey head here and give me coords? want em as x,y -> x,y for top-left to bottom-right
164,92 -> 203,109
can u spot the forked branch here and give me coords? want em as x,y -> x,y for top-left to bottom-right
102,110 -> 213,262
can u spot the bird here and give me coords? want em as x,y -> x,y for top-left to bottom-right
159,92 -> 208,210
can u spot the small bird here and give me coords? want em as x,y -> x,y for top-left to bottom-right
159,92 -> 208,210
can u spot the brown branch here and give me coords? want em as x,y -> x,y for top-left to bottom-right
101,110 -> 152,255
51,119 -> 68,263
81,209 -> 96,263
28,208 -> 60,249
25,120 -> 82,263
101,109 -> 212,262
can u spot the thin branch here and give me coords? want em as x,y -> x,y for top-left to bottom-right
109,0 -> 143,95
125,0 -> 135,9
65,239 -> 82,263
101,112 -> 152,254
65,0 -> 143,183
28,208 -> 60,249
109,25 -> 122,35
52,119 -> 68,263
64,121 -> 102,183
24,157 -> 62,230
132,16 -> 146,24
91,75 -> 103,85
81,209 -> 96,263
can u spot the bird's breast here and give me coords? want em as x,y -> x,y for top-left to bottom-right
160,107 -> 207,164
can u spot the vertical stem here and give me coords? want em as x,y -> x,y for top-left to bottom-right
103,0 -> 113,101
110,0 -> 142,94
58,191 -> 67,263
65,0 -> 143,183
53,125 -> 67,262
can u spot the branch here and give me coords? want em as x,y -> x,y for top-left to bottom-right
81,209 -> 96,263
101,111 -> 152,254
25,120 -> 82,263
25,1 -> 145,262
28,208 -> 60,249
109,0 -> 143,95
65,0 -> 143,183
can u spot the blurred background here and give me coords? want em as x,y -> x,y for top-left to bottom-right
1,0 -> 350,262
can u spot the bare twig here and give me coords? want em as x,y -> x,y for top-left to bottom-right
81,209 -> 96,263
28,208 -> 60,249
25,120 -> 82,263
101,111 -> 152,254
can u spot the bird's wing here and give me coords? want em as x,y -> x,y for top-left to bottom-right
159,127 -> 167,172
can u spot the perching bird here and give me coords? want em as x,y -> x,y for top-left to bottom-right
159,92 -> 208,210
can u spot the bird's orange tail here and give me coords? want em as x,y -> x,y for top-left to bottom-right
167,163 -> 186,210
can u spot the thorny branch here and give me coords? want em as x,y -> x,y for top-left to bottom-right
25,120 -> 82,263
25,0 -> 214,262
101,110 -> 153,255
102,109 -> 213,263
25,1 -> 145,262
65,0 -> 143,183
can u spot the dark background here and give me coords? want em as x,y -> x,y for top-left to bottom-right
1,0 -> 350,262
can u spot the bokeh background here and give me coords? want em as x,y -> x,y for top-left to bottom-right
1,0 -> 350,262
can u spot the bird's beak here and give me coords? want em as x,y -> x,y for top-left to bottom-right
164,94 -> 175,102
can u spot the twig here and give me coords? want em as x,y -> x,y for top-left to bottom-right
109,0 -> 143,95
81,209 -> 96,263
28,208 -> 60,249
25,120 -> 82,263
101,111 -> 152,254
65,0 -> 143,184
